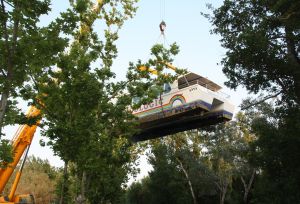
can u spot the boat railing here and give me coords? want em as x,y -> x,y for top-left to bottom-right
178,79 -> 231,99
179,79 -> 219,92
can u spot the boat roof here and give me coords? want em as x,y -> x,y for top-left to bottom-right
178,72 -> 222,91
178,72 -> 222,92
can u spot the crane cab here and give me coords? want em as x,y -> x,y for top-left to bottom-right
0,194 -> 35,204
132,72 -> 234,142
13,194 -> 35,204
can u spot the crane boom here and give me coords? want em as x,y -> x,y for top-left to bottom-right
138,61 -> 177,76
0,106 -> 41,194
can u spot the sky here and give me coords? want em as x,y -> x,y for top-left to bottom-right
4,0 -> 250,180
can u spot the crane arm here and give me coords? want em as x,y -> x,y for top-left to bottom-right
0,106 -> 41,194
138,61 -> 177,76
163,62 -> 177,71
139,66 -> 159,75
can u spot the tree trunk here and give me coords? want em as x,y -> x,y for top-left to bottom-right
81,171 -> 86,200
220,182 -> 228,204
293,74 -> 300,104
60,161 -> 68,204
285,26 -> 300,104
0,91 -> 9,134
216,179 -> 228,204
176,157 -> 198,204
241,169 -> 256,204
76,171 -> 87,204
0,0 -> 14,133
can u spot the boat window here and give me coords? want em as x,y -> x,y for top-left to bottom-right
163,83 -> 171,94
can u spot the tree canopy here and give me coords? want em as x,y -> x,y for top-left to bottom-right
206,0 -> 300,105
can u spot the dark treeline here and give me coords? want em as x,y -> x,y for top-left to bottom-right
125,102 -> 300,204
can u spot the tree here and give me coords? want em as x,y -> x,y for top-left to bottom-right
205,2 -> 300,202
201,124 -> 241,204
163,133 -> 216,204
166,118 -> 256,204
0,0 -> 68,131
124,177 -> 152,204
205,0 -> 300,105
145,142 -> 194,204
35,0 -> 137,202
234,112 -> 256,204
244,102 -> 300,203
0,0 -> 69,164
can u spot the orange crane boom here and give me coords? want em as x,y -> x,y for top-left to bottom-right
138,61 -> 178,75
0,106 -> 41,202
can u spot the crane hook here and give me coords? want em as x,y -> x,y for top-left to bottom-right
159,21 -> 166,34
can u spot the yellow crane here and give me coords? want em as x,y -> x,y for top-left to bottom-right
0,106 -> 40,204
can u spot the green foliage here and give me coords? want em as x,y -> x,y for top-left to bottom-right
0,0 -> 70,163
205,2 -> 300,201
201,121 -> 255,203
25,156 -> 58,180
0,139 -> 13,167
125,177 -> 152,204
147,143 -> 194,204
55,163 -> 72,204
126,115 -> 258,204
0,0 -> 68,122
205,0 -> 300,104
126,143 -> 194,204
244,103 -> 300,203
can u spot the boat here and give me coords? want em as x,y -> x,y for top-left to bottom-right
132,72 -> 234,142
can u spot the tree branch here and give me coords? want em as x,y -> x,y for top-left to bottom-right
176,157 -> 197,204
247,169 -> 256,193
279,11 -> 300,21
214,181 -> 221,191
2,0 -> 14,8
241,176 -> 247,191
275,78 -> 288,94
0,69 -> 7,77
285,26 -> 300,65
241,91 -> 282,110
241,169 -> 256,204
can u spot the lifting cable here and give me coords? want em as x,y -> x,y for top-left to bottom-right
158,0 -> 168,117
160,0 -> 165,21
157,0 -> 169,46
159,0 -> 166,34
